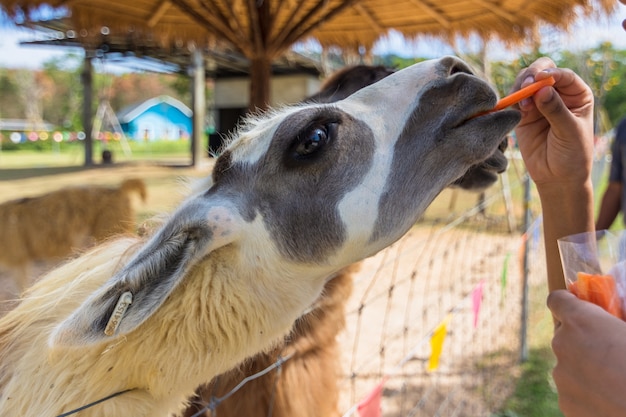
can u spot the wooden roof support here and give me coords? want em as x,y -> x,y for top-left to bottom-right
353,3 -> 383,33
470,0 -> 516,24
147,0 -> 171,27
407,0 -> 450,28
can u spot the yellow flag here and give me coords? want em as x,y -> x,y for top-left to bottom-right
427,314 -> 451,372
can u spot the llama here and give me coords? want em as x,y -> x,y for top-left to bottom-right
181,62 -> 512,417
181,64 -> 393,417
0,56 -> 520,417
0,178 -> 146,292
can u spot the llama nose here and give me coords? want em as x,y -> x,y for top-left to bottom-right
440,56 -> 475,77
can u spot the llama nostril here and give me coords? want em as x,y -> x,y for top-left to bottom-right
442,56 -> 474,77
449,62 -> 474,76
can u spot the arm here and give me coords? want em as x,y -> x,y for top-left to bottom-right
548,290 -> 626,417
596,135 -> 624,230
596,181 -> 622,230
513,58 -> 595,292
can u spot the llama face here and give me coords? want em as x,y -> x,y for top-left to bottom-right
51,56 -> 520,347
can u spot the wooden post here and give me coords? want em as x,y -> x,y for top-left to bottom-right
81,55 -> 93,166
191,49 -> 206,168
249,55 -> 271,112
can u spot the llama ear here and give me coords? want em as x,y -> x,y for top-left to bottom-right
49,200 -> 243,347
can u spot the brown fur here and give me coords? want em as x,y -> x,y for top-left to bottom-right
182,264 -> 357,417
303,65 -> 395,104
0,178 -> 146,290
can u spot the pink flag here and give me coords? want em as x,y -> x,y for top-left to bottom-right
357,377 -> 388,417
472,280 -> 485,328
427,315 -> 451,372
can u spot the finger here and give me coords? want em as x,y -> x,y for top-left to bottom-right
512,57 -> 556,91
531,83 -> 576,135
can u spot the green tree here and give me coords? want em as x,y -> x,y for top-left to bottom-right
0,68 -> 23,119
556,42 -> 625,133
41,53 -> 83,130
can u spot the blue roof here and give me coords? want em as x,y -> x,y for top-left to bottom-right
117,96 -> 192,123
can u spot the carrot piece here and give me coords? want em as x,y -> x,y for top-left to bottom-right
493,76 -> 556,111
473,76 -> 556,117
569,272 -> 623,319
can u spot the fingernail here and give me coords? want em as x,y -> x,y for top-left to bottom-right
522,75 -> 534,87
519,97 -> 532,108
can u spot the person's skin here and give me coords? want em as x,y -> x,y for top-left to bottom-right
596,180 -> 622,230
512,2 -> 626,415
547,290 -> 626,416
513,58 -> 595,293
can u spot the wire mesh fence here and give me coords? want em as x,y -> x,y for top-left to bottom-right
338,206 -> 542,417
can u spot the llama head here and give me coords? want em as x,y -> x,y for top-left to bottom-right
305,63 -> 510,192
50,56 -> 520,347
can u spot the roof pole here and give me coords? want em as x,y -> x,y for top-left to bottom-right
81,54 -> 94,166
191,48 -> 206,168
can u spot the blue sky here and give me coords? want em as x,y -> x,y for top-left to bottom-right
0,3 -> 625,70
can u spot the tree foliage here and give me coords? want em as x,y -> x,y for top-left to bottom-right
0,56 -> 194,132
490,42 -> 626,133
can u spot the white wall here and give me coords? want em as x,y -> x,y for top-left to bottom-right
214,74 -> 321,108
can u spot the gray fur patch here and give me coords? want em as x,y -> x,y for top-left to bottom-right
372,70 -> 520,242
214,107 -> 376,263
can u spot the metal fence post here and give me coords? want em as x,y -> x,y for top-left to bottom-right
520,173 -> 531,363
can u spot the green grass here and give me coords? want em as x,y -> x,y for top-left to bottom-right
500,346 -> 562,417
0,138 -> 196,168
491,281 -> 563,417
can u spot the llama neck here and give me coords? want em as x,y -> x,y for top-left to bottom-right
0,239 -> 327,416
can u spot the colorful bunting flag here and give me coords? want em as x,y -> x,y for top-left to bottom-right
427,314 -> 451,372
357,377 -> 388,417
471,280 -> 484,328
501,252 -> 510,305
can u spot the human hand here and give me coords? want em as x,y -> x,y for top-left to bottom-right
548,290 -> 626,416
513,57 -> 594,191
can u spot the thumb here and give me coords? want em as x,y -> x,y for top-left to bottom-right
532,83 -> 574,135
546,289 -> 578,321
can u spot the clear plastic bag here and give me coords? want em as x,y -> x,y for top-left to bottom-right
558,230 -> 626,319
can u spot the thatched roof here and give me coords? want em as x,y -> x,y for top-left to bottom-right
3,0 -> 618,56
3,0 -> 617,109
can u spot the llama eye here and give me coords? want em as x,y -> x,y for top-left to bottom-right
292,122 -> 338,160
294,125 -> 327,157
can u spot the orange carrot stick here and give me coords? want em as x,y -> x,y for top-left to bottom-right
473,75 -> 556,117
493,75 -> 556,111
569,271 -> 624,319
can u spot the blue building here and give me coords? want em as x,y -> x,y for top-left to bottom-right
117,96 -> 192,141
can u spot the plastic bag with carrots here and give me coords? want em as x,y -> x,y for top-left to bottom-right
558,230 -> 626,320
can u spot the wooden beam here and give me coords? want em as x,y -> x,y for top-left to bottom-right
169,0 -> 250,54
277,0 -> 360,52
352,3 -> 383,33
147,0 -> 171,27
81,55 -> 94,166
470,0 -> 516,23
407,0 -> 450,28
191,49 -> 206,168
